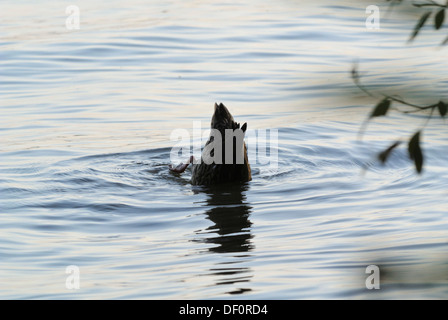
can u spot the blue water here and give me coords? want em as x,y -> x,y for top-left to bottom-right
1,0 -> 448,299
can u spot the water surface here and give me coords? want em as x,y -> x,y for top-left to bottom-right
1,0 -> 448,299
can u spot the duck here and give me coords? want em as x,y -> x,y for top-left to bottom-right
169,102 -> 251,185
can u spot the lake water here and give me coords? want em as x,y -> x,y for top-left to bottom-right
1,0 -> 448,299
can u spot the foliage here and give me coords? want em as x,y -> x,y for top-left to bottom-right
354,0 -> 448,173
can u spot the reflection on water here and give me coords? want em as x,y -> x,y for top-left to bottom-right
195,183 -> 254,295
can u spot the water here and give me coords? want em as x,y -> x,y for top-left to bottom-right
1,0 -> 448,299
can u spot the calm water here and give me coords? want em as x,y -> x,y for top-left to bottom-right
1,0 -> 448,299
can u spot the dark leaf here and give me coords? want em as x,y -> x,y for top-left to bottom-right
370,98 -> 391,118
409,11 -> 432,42
437,100 -> 447,117
408,131 -> 424,174
378,141 -> 402,164
435,9 -> 445,30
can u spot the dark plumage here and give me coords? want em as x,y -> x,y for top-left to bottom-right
170,102 -> 251,185
191,103 -> 251,185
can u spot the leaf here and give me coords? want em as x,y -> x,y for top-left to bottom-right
408,131 -> 424,174
435,9 -> 445,30
378,141 -> 402,164
370,98 -> 391,118
437,100 -> 447,117
409,11 -> 432,42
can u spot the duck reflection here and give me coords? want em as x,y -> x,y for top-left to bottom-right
195,182 -> 254,295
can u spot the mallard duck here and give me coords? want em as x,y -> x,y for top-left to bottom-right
169,102 -> 251,185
